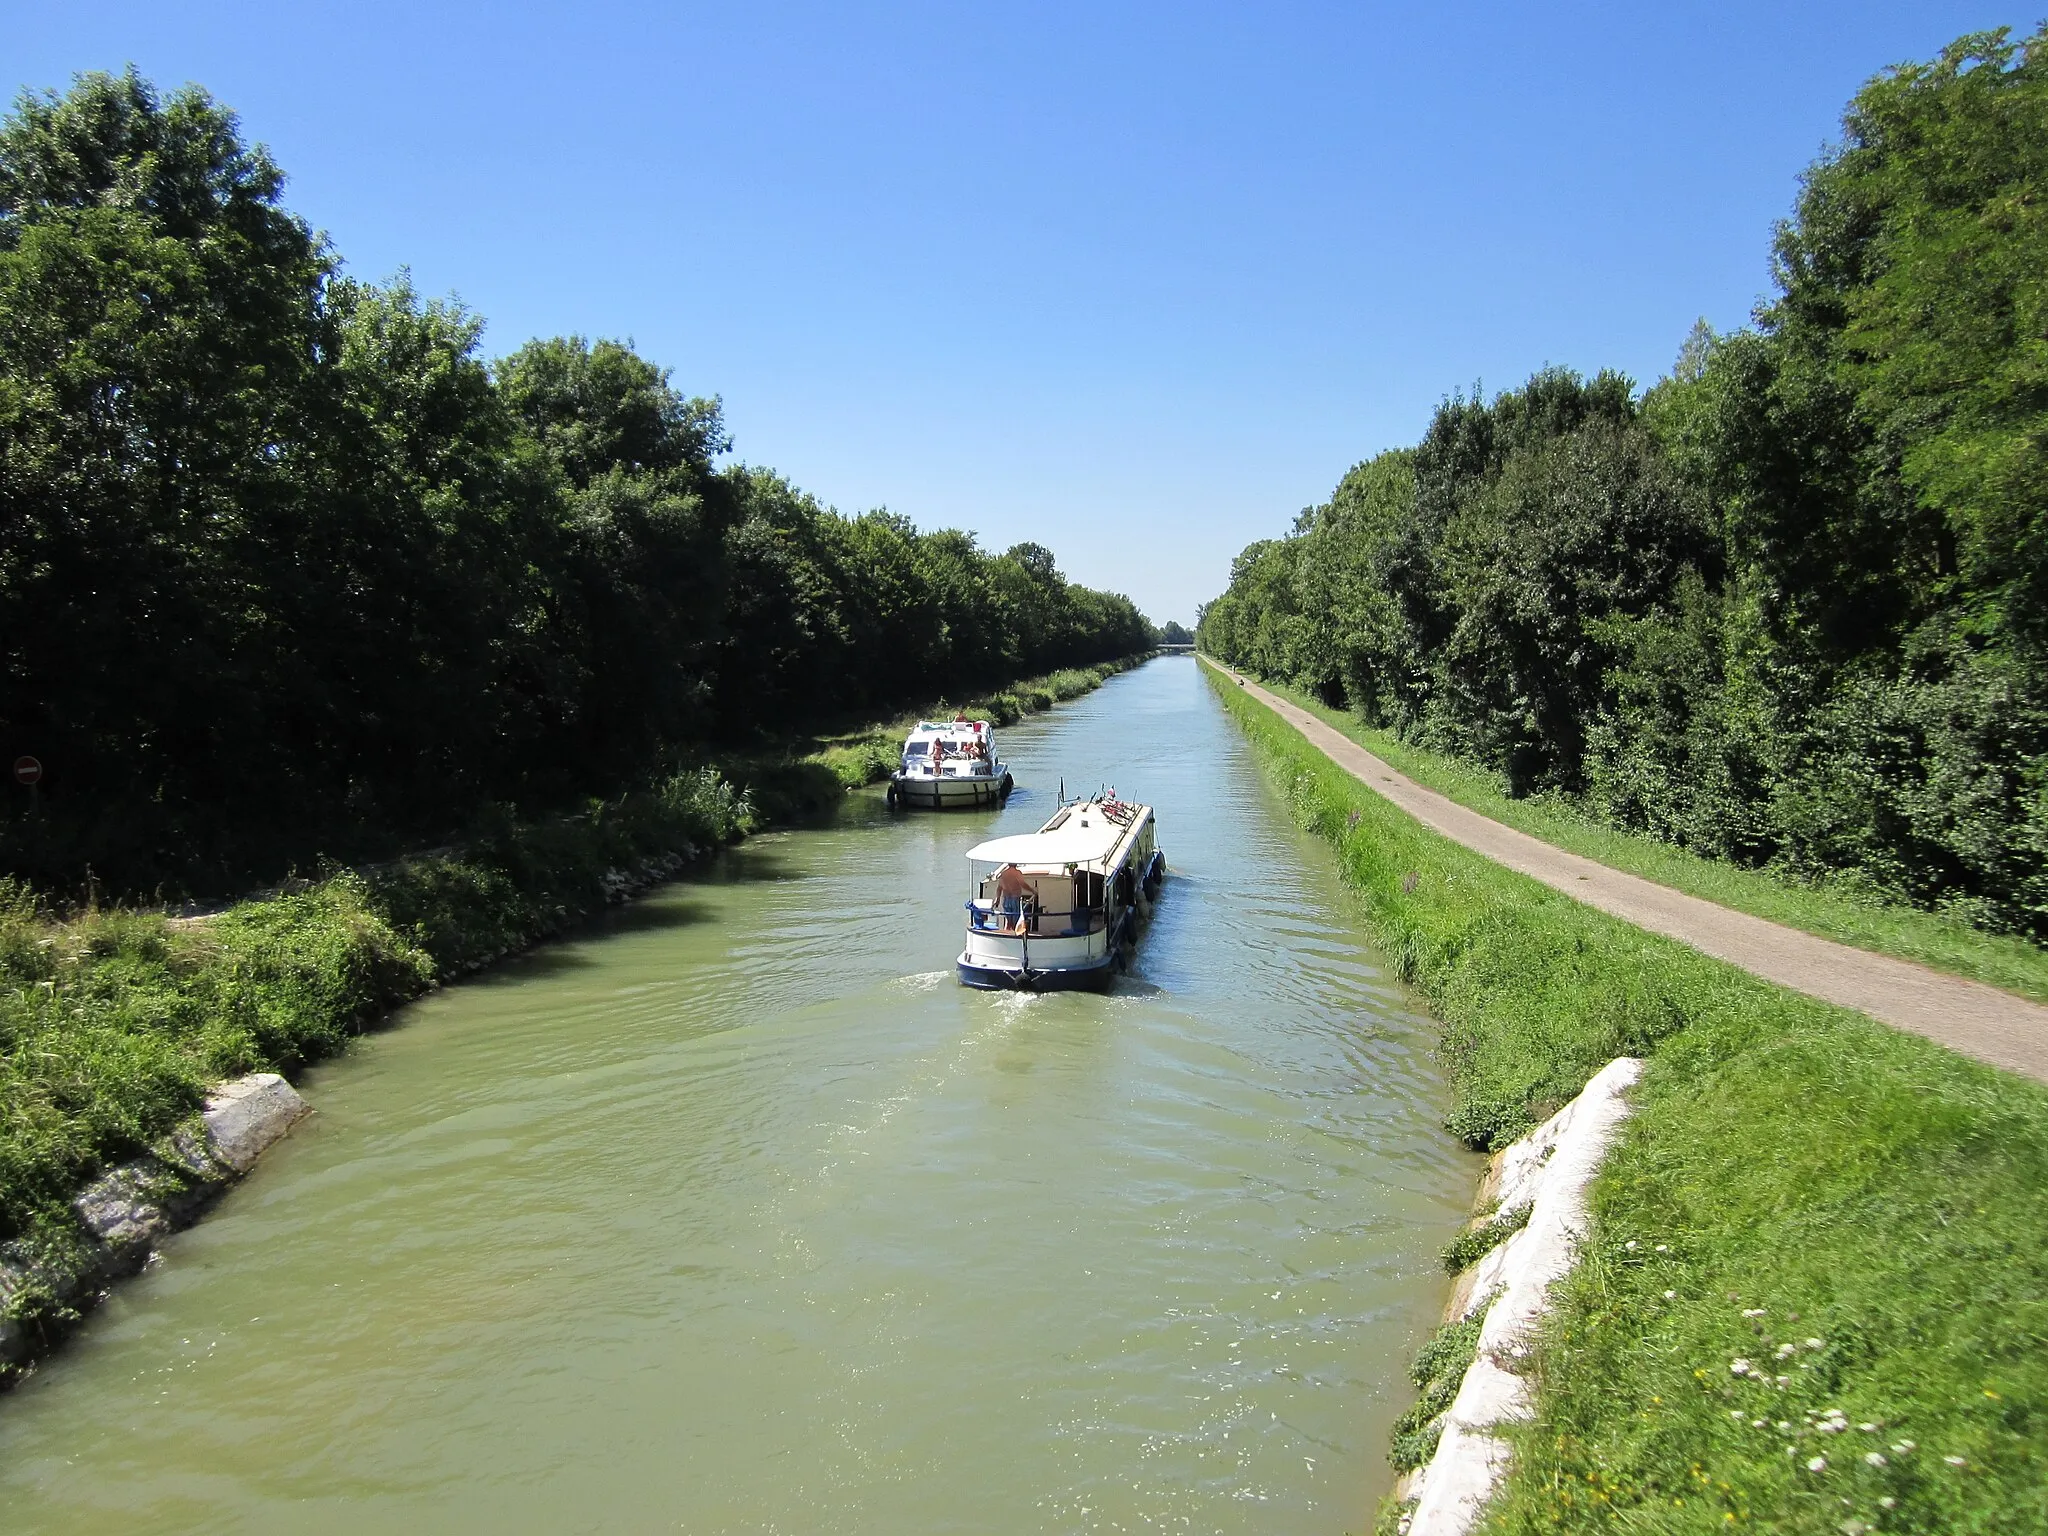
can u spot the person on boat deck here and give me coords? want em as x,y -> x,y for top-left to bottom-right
993,862 -> 1034,932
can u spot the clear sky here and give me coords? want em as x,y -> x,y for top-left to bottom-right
9,2 -> 2032,625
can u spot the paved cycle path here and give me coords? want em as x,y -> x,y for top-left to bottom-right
1208,658 -> 2048,1086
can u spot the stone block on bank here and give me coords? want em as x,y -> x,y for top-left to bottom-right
73,1164 -> 172,1256
203,1073 -> 310,1173
2,1072 -> 313,1375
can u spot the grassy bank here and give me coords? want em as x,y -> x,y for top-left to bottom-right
1208,670 -> 2048,1534
1234,672 -> 2048,1007
0,656 -> 1147,1372
0,767 -> 751,1292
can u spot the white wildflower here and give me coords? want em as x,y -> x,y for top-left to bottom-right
1625,1240 -> 1638,1251
1776,1342 -> 1797,1358
1663,1290 -> 1676,1300
1806,1337 -> 1824,1350
1655,1243 -> 1669,1252
1945,1455 -> 1967,1467
1858,1422 -> 1878,1432
1730,1358 -> 1753,1376
1777,1421 -> 1792,1432
1730,1410 -> 1746,1420
1752,1418 -> 1767,1428
1890,1440 -> 1915,1454
1864,1451 -> 1886,1467
1879,1497 -> 1897,1510
1743,1307 -> 1767,1318
1807,1455 -> 1827,1471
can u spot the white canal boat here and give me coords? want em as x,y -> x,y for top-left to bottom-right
888,718 -> 1014,810
957,794 -> 1165,990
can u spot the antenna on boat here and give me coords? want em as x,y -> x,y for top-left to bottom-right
1058,776 -> 1065,804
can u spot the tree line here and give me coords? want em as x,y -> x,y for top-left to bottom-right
0,71 -> 1153,895
1201,27 -> 2048,936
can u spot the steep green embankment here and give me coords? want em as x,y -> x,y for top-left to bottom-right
1211,671 -> 2048,1534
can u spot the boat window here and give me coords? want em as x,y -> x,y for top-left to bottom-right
904,741 -> 929,756
1040,874 -> 1075,909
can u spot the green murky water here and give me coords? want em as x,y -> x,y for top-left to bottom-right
0,658 -> 1472,1534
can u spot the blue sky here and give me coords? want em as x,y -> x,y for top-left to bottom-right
9,2 -> 2032,623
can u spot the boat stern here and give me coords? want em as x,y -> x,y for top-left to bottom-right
956,950 -> 1117,991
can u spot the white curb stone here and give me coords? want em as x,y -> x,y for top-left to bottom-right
1405,1056 -> 1644,1536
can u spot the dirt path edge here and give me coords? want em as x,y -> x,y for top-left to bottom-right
1205,658 -> 2048,1086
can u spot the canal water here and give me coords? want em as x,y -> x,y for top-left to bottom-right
0,657 -> 1474,1534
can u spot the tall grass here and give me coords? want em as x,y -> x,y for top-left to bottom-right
1210,671 -> 2048,1533
0,876 -> 431,1245
368,766 -> 751,970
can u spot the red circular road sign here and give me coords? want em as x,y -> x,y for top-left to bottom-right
13,756 -> 42,786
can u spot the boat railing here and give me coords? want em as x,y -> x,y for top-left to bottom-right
965,901 -> 1106,938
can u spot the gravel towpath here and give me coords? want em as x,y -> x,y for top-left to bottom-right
1210,659 -> 2048,1086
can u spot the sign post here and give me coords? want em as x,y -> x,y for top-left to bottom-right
13,756 -> 41,816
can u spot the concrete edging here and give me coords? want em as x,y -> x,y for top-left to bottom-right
1399,1057 -> 1645,1536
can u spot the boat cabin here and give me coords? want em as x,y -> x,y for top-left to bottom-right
957,796 -> 1164,989
891,718 -> 1012,809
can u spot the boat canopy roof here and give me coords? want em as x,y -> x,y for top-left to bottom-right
967,805 -> 1149,870
908,719 -> 989,738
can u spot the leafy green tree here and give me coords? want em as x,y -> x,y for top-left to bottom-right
0,71 -> 335,878
1202,26 -> 2048,933
497,335 -> 731,777
496,336 -> 728,489
0,70 -> 1156,896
